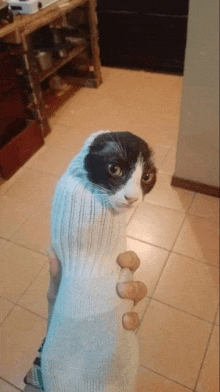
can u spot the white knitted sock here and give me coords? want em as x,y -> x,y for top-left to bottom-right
41,133 -> 139,391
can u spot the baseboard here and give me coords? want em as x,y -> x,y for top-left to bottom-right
171,176 -> 220,198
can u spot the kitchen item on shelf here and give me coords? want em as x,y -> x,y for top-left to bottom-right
65,36 -> 86,46
7,0 -> 58,14
0,1 -> 13,22
36,50 -> 53,71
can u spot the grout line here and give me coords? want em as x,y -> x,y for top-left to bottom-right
126,234 -> 170,253
12,302 -> 48,322
0,377 -> 22,391
171,250 -> 220,269
214,306 -> 219,326
155,146 -> 170,169
144,250 -> 171,306
186,191 -> 197,213
0,235 -> 48,258
1,262 -> 48,325
193,321 -> 217,391
148,297 -> 214,325
139,365 -> 194,391
135,297 -> 152,335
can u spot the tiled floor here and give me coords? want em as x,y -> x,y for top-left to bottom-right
0,67 -> 219,392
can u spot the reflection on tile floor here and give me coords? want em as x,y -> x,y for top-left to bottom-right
0,67 -> 219,391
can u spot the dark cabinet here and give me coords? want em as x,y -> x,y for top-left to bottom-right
0,49 -> 44,179
97,0 -> 189,73
0,50 -> 26,148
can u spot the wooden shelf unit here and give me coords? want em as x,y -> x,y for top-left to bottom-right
0,0 -> 102,178
0,0 -> 102,127
39,42 -> 87,82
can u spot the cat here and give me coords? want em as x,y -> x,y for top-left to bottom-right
41,130 -> 156,392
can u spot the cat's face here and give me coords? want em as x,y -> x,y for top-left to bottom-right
84,131 -> 156,212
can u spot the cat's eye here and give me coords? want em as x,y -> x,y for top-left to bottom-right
142,172 -> 154,183
108,164 -> 122,177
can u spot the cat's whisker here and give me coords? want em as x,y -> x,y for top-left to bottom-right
115,132 -> 126,161
107,132 -> 125,160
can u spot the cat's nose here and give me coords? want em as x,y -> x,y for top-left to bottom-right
124,196 -> 138,204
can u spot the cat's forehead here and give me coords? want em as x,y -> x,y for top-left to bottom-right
88,131 -> 151,162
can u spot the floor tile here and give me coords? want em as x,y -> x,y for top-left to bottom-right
137,300 -> 212,389
0,238 -> 9,249
0,305 -> 46,389
3,169 -> 57,211
137,367 -> 191,392
133,297 -> 150,325
127,203 -> 185,250
173,215 -> 219,267
159,148 -> 177,176
11,205 -> 51,255
0,379 -> 21,392
215,307 -> 219,325
0,195 -> 34,240
144,173 -> 195,212
0,241 -> 47,303
45,122 -> 92,153
195,325 -> 219,392
0,298 -> 15,324
0,167 -> 26,198
126,206 -> 137,224
153,145 -> 170,169
25,145 -> 75,177
153,253 -> 219,322
126,238 -> 169,297
18,268 -> 49,319
188,193 -> 219,224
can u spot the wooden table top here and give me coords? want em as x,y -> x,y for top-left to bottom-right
0,0 -> 87,40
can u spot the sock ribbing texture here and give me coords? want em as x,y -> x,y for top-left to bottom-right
41,132 -> 139,391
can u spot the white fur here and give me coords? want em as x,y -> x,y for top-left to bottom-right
110,155 -> 144,212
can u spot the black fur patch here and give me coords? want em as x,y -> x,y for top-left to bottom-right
84,131 -> 156,195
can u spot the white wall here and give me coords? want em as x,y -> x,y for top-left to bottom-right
173,0 -> 219,187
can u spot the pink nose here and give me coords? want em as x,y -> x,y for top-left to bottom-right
124,196 -> 138,204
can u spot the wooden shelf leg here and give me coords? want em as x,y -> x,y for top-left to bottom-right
87,0 -> 103,88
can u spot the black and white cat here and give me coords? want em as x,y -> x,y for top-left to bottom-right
41,130 -> 156,392
84,131 -> 156,211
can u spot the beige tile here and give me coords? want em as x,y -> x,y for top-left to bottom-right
153,253 -> 219,322
0,167 -> 26,198
127,203 -> 185,250
188,193 -> 219,224
0,379 -> 21,392
0,238 -> 9,249
3,169 -> 57,210
0,195 -> 34,239
144,173 -> 195,212
25,145 -> 75,177
126,206 -> 137,224
215,306 -> 219,325
0,305 -> 46,389
11,205 -> 51,255
159,148 -> 177,175
138,300 -> 212,389
153,145 -> 170,169
18,268 -> 49,319
133,296 -> 150,324
137,367 -> 191,392
173,215 -> 219,267
196,325 -> 219,392
45,123 -> 92,153
0,241 -> 47,303
126,238 -> 169,297
0,298 -> 15,324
